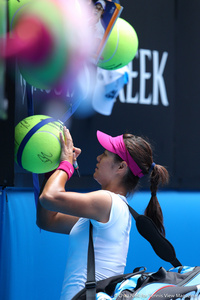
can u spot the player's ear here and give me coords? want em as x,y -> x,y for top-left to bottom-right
119,161 -> 128,172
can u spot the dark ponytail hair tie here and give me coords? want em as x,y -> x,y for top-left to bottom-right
149,162 -> 156,173
151,191 -> 157,197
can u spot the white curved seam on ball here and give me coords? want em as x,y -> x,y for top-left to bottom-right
100,23 -> 120,64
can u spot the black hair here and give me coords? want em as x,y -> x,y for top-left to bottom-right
114,133 -> 169,236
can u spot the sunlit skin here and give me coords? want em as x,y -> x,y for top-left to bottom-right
93,150 -> 122,188
37,127 -> 128,234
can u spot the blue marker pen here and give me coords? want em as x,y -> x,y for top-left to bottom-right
74,160 -> 80,177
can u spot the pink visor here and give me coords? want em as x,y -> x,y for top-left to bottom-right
97,130 -> 144,178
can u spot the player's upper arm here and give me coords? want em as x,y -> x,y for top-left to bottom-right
39,189 -> 112,224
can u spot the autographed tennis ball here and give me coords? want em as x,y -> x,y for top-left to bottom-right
14,115 -> 64,174
98,18 -> 138,70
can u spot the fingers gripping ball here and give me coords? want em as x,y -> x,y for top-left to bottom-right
97,18 -> 139,70
14,115 -> 64,174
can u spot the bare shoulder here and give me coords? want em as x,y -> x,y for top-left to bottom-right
87,189 -> 112,199
86,190 -> 112,206
85,190 -> 112,223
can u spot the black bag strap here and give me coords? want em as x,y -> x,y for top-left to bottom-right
85,221 -> 96,300
127,204 -> 182,267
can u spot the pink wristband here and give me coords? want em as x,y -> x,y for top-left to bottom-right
57,161 -> 74,179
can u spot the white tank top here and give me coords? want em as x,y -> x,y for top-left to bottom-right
60,191 -> 132,300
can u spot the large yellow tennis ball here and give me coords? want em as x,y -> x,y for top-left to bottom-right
14,115 -> 64,174
98,18 -> 139,70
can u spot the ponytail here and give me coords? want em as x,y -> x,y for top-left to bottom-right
115,133 -> 169,236
144,164 -> 169,237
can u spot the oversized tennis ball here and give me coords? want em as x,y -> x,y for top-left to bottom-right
97,18 -> 139,70
7,0 -> 93,90
14,115 -> 64,174
9,0 -> 69,89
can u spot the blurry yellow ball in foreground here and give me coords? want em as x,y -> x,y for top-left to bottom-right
8,0 -> 93,89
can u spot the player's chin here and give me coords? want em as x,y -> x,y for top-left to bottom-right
93,170 -> 99,182
93,170 -> 97,179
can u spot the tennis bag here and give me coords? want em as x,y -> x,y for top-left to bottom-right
72,204 -> 198,300
74,266 -> 200,300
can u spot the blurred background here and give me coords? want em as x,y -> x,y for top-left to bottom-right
1,0 -> 200,299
